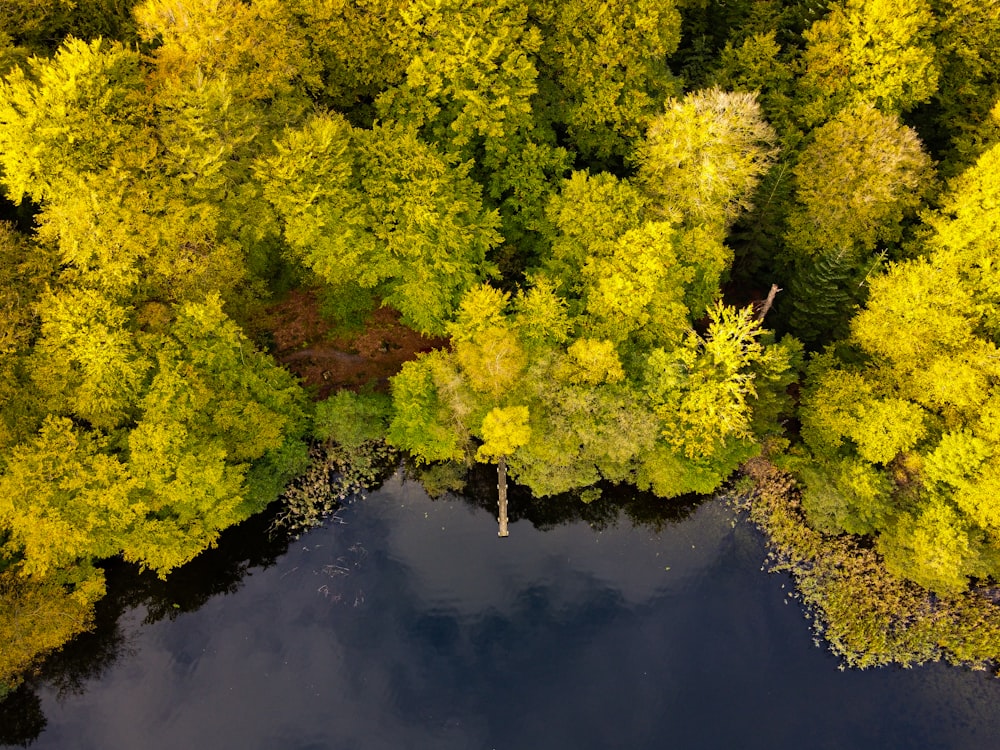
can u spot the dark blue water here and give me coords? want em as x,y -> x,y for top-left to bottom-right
5,472 -> 1000,749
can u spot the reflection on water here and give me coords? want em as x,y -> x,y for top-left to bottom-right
5,470 -> 1000,749
0,686 -> 44,747
451,465 -> 703,533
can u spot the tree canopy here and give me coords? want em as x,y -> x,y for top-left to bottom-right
2,0 -> 1000,686
795,141 -> 1000,594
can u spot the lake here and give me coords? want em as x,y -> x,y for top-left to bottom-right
4,471 -> 1000,749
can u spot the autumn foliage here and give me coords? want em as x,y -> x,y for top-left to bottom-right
1,0 -> 999,685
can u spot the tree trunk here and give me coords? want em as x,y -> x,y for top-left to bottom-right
497,456 -> 509,537
755,283 -> 782,322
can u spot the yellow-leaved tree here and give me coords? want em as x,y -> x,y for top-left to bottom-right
388,90 -> 799,503
796,140 -> 1000,594
783,103 -> 936,343
798,0 -> 939,125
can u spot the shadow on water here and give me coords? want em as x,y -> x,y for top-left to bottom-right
1,503 -> 297,744
0,686 -> 44,747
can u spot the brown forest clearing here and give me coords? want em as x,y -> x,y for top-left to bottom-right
264,289 -> 447,399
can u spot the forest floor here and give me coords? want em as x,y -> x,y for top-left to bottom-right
262,288 -> 446,400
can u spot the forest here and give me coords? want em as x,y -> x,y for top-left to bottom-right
1,0 -> 1000,692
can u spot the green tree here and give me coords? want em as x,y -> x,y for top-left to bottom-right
313,390 -> 393,450
798,0 -> 939,124
538,170 -> 705,345
0,224 -> 57,454
926,0 -> 1000,172
0,290 -> 309,683
0,30 -> 29,76
0,562 -> 105,693
0,0 -> 137,55
375,0 -> 568,250
0,418 -> 137,577
259,113 -> 501,334
29,288 -> 149,431
711,30 -> 798,136
531,0 -> 682,161
0,38 -> 151,206
376,0 -> 542,157
287,0 -> 410,112
0,37 -> 259,307
3,295 -> 309,578
122,296 -> 309,573
155,80 -> 289,290
136,0 -> 327,289
389,183 -> 799,501
135,0 -> 320,107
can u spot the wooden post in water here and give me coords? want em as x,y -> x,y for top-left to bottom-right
497,455 -> 509,537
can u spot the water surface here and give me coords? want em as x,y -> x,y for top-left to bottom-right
5,473 -> 1000,749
